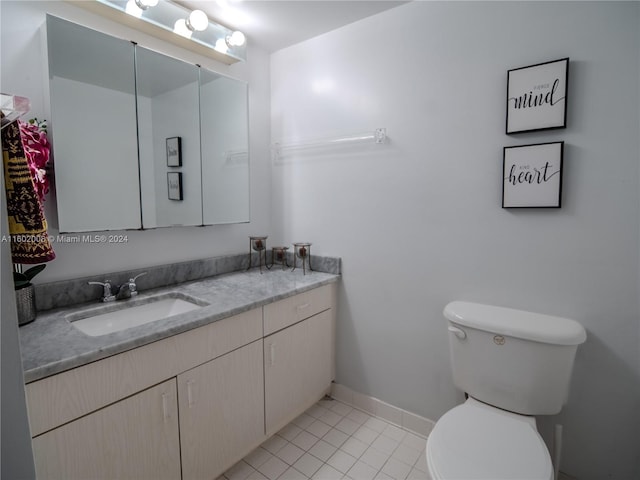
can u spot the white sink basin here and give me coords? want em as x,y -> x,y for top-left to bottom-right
68,293 -> 206,337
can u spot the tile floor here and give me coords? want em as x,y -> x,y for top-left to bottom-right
221,398 -> 430,480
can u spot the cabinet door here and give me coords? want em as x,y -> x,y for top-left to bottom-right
178,340 -> 265,480
264,309 -> 335,435
32,379 -> 180,480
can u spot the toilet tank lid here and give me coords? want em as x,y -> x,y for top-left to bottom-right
444,301 -> 586,345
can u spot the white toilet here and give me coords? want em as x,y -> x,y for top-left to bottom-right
426,301 -> 587,480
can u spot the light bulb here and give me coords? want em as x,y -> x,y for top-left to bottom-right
173,19 -> 193,38
215,38 -> 229,54
186,9 -> 208,32
226,30 -> 246,47
125,0 -> 143,17
134,0 -> 159,10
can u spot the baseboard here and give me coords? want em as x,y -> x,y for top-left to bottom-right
330,382 -> 436,438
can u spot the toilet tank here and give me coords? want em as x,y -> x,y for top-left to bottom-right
444,301 -> 586,415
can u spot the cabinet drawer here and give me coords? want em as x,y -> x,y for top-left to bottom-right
264,284 -> 334,335
26,308 -> 262,436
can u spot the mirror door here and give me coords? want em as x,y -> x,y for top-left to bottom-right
48,15 -> 141,232
200,70 -> 249,225
135,46 -> 201,228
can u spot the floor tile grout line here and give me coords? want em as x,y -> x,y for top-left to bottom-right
226,398 -> 429,480
309,404 -> 422,478
313,402 -> 423,467
300,399 -> 424,478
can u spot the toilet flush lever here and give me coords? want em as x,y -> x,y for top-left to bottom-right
448,325 -> 467,340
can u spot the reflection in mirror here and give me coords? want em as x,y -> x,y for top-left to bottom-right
47,15 -> 141,232
200,70 -> 249,224
135,47 -> 201,228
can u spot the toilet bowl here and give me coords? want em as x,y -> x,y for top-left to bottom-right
426,397 -> 553,480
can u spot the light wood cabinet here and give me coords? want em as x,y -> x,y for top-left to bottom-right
178,340 -> 266,480
26,308 -> 262,437
32,379 -> 180,480
27,283 -> 337,480
264,285 -> 336,435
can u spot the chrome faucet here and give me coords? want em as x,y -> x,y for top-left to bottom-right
88,280 -> 116,302
115,272 -> 147,300
127,272 -> 147,296
88,272 -> 147,302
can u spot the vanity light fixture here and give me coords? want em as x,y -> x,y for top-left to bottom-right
75,0 -> 246,64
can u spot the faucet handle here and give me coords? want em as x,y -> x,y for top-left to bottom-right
128,272 -> 147,296
130,272 -> 147,282
88,280 -> 116,302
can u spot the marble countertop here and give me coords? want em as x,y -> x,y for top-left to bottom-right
19,268 -> 339,383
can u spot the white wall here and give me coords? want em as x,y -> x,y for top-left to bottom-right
271,2 -> 640,479
0,0 -> 271,282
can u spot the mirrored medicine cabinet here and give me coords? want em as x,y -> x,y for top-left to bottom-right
47,15 -> 249,232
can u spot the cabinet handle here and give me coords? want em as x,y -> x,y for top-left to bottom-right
296,303 -> 310,312
269,343 -> 276,367
187,380 -> 195,408
161,393 -> 170,422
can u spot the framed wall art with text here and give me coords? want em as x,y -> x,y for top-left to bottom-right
506,58 -> 569,134
503,141 -> 564,208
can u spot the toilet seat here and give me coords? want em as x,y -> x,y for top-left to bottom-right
426,398 -> 553,480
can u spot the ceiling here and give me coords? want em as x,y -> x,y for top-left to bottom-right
178,0 -> 408,53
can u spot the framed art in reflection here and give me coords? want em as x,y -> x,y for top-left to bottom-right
167,172 -> 183,201
166,136 -> 182,166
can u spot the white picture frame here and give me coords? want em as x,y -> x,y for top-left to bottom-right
503,142 -> 564,208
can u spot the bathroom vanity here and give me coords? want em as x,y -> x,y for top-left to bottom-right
19,265 -> 338,480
